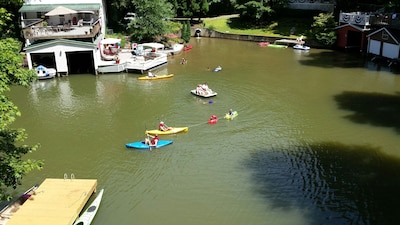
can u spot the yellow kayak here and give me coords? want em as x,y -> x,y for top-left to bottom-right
138,74 -> 174,80
145,127 -> 188,135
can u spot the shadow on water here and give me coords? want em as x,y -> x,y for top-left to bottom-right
296,50 -> 400,74
334,91 -> 400,133
298,51 -> 368,69
245,142 -> 400,225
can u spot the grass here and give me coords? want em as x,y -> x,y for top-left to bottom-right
203,14 -> 313,39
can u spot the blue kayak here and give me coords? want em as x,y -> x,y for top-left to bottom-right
125,140 -> 173,149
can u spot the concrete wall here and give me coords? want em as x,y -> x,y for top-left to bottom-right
191,28 -> 325,48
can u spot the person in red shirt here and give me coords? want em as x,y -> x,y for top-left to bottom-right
145,134 -> 159,147
159,121 -> 171,131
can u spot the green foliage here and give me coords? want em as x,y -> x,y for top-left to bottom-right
182,20 -> 191,43
311,13 -> 337,46
234,0 -> 287,23
170,0 -> 209,18
128,0 -> 176,42
0,38 -> 43,201
0,1 -> 25,40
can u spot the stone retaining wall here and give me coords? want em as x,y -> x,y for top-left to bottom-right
191,27 -> 325,48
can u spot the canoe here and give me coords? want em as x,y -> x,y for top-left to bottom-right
267,44 -> 288,48
73,189 -> 104,225
191,89 -> 217,98
224,111 -> 238,120
125,140 -> 173,149
138,74 -> 174,80
145,127 -> 188,135
0,184 -> 39,224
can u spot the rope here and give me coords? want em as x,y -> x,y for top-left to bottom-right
188,121 -> 208,128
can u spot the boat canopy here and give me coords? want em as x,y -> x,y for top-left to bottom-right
139,43 -> 165,49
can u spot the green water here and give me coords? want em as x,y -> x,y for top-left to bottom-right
9,37 -> 400,225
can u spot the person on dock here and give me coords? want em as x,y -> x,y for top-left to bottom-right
159,121 -> 172,131
145,134 -> 159,147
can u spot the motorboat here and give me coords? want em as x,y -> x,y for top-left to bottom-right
293,44 -> 310,51
100,38 -> 121,61
36,65 -> 56,80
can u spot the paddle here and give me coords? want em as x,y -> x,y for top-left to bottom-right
145,133 -> 153,151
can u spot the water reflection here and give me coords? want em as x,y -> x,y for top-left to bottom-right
245,142 -> 400,225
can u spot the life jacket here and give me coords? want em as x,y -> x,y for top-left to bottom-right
151,136 -> 159,145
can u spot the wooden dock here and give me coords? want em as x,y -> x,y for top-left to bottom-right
6,178 -> 98,225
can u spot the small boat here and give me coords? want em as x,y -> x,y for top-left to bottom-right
125,140 -> 173,149
208,115 -> 218,124
145,127 -> 188,135
73,189 -> 104,225
138,74 -> 174,80
212,66 -> 222,72
36,65 -> 56,80
267,44 -> 288,48
0,184 -> 39,224
224,111 -> 238,120
258,42 -> 270,47
100,38 -> 121,61
293,44 -> 310,51
191,89 -> 217,98
183,45 -> 192,51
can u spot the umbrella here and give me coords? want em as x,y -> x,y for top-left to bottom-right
45,6 -> 77,16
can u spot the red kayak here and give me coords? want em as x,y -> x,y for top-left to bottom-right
183,45 -> 193,51
208,115 -> 218,124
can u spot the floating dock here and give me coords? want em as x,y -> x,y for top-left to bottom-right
97,49 -> 168,74
6,178 -> 98,225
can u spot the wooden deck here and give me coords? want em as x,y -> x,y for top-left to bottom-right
6,178 -> 98,225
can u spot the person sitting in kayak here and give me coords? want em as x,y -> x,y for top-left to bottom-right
145,134 -> 159,147
228,109 -> 234,116
159,121 -> 172,131
148,71 -> 156,77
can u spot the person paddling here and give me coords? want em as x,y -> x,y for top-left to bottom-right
159,121 -> 172,131
145,134 -> 159,147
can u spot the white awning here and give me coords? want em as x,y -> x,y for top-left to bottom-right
100,38 -> 121,45
45,6 -> 77,16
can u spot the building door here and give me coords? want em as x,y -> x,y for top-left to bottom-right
65,51 -> 95,74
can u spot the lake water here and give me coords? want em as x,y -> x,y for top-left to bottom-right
9,37 -> 400,225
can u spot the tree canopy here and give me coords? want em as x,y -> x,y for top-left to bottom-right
233,0 -> 288,23
0,2 -> 44,200
127,0 -> 176,41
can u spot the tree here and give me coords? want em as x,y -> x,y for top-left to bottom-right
311,13 -> 337,47
233,0 -> 287,23
0,0 -> 24,40
128,0 -> 175,42
170,0 -> 209,19
0,38 -> 43,201
182,20 -> 191,43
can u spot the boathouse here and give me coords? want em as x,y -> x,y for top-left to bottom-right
367,27 -> 400,60
335,23 -> 369,52
18,0 -> 107,75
